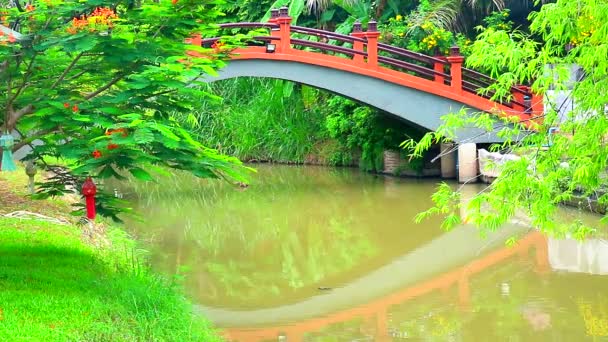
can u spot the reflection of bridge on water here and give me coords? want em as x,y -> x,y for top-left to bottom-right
195,226 -> 550,341
205,225 -> 608,341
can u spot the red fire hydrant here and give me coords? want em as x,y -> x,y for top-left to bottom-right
81,177 -> 97,220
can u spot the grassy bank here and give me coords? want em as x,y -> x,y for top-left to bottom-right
0,169 -> 221,341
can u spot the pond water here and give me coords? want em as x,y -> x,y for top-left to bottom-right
120,164 -> 608,341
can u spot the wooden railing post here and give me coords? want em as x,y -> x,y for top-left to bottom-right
513,85 -> 528,112
186,33 -> 202,47
276,6 -> 291,53
446,45 -> 464,94
434,58 -> 445,85
351,21 -> 366,65
364,20 -> 379,67
269,9 -> 281,38
530,92 -> 544,118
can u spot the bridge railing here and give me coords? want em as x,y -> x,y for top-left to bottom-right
194,9 -> 543,117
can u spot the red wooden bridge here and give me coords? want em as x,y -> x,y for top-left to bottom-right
189,8 -> 543,138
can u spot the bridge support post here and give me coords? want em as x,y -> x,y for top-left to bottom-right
457,272 -> 472,311
513,85 -> 528,112
530,92 -> 544,119
457,143 -> 477,183
440,143 -> 456,179
351,21 -> 366,65
446,46 -> 464,94
269,9 -> 281,39
364,20 -> 379,67
276,6 -> 292,53
434,59 -> 446,85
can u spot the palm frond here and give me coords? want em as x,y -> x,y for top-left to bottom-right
407,0 -> 461,33
467,0 -> 506,12
306,0 -> 359,14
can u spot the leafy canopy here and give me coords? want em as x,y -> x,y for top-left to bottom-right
406,0 -> 608,238
0,0 -> 249,218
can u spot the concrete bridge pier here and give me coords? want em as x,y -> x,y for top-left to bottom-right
440,143 -> 457,179
457,143 -> 478,183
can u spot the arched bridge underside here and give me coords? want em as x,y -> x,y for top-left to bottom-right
192,17 -> 543,143
204,59 -> 502,143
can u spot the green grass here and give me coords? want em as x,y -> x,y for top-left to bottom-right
0,218 -> 221,341
0,169 -> 221,341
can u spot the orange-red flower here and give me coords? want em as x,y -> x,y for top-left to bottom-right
212,41 -> 225,53
67,7 -> 117,34
72,105 -> 79,112
64,102 -> 70,108
92,150 -> 102,159
172,0 -> 179,4
105,128 -> 127,137
25,4 -> 35,11
107,143 -> 119,150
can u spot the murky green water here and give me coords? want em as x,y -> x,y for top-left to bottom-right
121,165 -> 608,341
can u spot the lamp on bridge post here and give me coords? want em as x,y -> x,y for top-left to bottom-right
270,9 -> 280,21
367,20 -> 378,32
449,45 -> 460,57
353,21 -> 362,33
266,43 -> 276,53
279,6 -> 289,17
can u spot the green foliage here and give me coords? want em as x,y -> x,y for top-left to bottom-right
379,2 -> 508,56
0,217 -> 221,341
380,0 -> 461,56
482,9 -> 514,31
0,0 -> 250,218
405,0 -> 608,237
191,78 -> 328,163
324,96 -> 425,172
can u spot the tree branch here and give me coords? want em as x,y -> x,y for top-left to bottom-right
50,52 -> 84,90
65,70 -> 87,82
11,128 -> 56,152
8,53 -> 38,105
84,73 -> 125,100
7,104 -> 34,131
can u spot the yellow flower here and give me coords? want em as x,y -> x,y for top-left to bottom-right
396,15 -> 403,21
398,32 -> 404,37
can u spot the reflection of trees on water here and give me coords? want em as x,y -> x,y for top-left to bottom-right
116,165 -> 442,307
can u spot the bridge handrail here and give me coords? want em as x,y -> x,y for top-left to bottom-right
215,22 -> 279,30
200,36 -> 280,47
192,19 -> 543,119
290,25 -> 367,44
463,68 -> 532,96
378,55 -> 451,80
291,38 -> 367,57
377,43 -> 449,66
